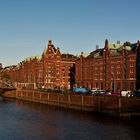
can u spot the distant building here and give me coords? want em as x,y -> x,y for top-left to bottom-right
75,39 -> 140,92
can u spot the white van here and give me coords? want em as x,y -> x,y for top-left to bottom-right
121,91 -> 131,97
91,89 -> 105,95
91,88 -> 99,94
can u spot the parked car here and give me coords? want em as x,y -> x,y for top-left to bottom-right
102,91 -> 111,96
73,87 -> 91,95
132,90 -> 140,98
121,90 -> 131,97
111,92 -> 120,97
92,89 -> 106,95
91,88 -> 98,94
53,89 -> 63,94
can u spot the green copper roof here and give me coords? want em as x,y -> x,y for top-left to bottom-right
24,55 -> 42,62
35,55 -> 42,60
109,43 -> 136,52
125,46 -> 131,51
108,43 -> 122,50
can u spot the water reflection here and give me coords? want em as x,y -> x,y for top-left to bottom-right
0,99 -> 140,140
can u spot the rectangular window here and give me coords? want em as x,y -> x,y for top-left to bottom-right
130,75 -> 134,79
130,63 -> 134,67
130,69 -> 134,73
117,75 -> 121,79
117,65 -> 120,68
117,71 -> 120,74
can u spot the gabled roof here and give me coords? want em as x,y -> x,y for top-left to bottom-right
62,53 -> 76,58
44,40 -> 61,55
52,45 -> 57,53
86,40 -> 139,59
62,53 -> 78,61
24,54 -> 42,62
4,65 -> 17,70
108,43 -> 122,50
35,55 -> 42,61
56,47 -> 61,55
87,48 -> 104,58
130,43 -> 137,51
108,41 -> 139,55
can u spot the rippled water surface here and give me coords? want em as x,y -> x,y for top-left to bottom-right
0,98 -> 140,140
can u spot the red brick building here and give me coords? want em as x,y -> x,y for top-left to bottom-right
76,39 -> 140,92
4,40 -> 77,90
42,40 -> 77,89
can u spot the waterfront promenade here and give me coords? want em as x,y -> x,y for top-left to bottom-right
2,89 -> 140,117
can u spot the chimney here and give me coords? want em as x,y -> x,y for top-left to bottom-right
117,40 -> 120,44
48,40 -> 52,45
105,39 -> 108,46
96,45 -> 99,50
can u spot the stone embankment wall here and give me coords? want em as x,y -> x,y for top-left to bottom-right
1,90 -> 16,98
14,90 -> 140,116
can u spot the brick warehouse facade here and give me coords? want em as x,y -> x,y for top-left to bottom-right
75,39 -> 140,92
1,39 -> 140,92
2,40 -> 77,89
42,40 -> 77,89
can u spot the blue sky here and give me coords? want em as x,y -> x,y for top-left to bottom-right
0,0 -> 140,67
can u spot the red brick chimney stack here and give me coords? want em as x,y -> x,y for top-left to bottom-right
105,39 -> 108,47
48,40 -> 52,45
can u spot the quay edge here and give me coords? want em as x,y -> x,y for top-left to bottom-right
1,89 -> 140,117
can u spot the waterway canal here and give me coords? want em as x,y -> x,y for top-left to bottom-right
0,97 -> 140,140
